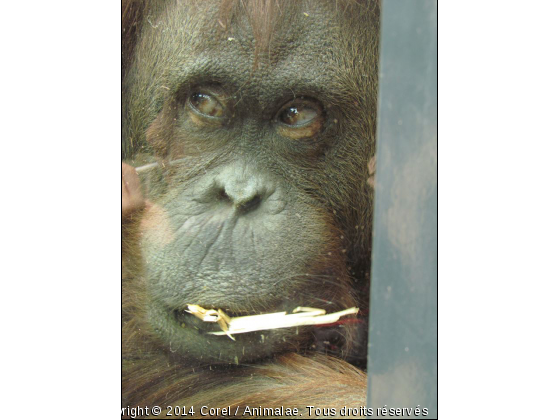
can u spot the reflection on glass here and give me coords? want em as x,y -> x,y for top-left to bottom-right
122,0 -> 379,416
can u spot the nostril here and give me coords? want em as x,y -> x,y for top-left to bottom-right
216,187 -> 262,213
238,195 -> 261,213
218,188 -> 231,203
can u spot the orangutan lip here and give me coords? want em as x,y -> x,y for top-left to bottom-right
172,308 -> 248,331
171,306 -> 276,340
173,309 -> 218,332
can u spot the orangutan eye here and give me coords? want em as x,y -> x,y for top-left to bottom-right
276,99 -> 324,139
189,92 -> 225,118
279,103 -> 319,126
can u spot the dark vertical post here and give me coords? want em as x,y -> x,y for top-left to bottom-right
367,0 -> 437,418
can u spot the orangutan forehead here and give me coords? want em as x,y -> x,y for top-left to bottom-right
138,0 -> 374,60
219,0 -> 374,55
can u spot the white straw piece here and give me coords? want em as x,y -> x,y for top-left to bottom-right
135,162 -> 159,173
134,157 -> 189,174
185,305 -> 359,339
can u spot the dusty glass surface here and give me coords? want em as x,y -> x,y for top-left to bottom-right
367,0 -> 437,418
121,1 -> 379,417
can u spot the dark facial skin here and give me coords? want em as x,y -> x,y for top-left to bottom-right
122,1 -> 378,366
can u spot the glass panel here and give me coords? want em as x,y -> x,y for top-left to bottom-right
122,1 -> 379,416
367,0 -> 437,418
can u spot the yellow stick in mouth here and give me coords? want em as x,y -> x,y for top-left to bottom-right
185,305 -> 359,341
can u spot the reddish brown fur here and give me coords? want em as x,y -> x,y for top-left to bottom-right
122,0 -> 145,81
123,353 -> 366,419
